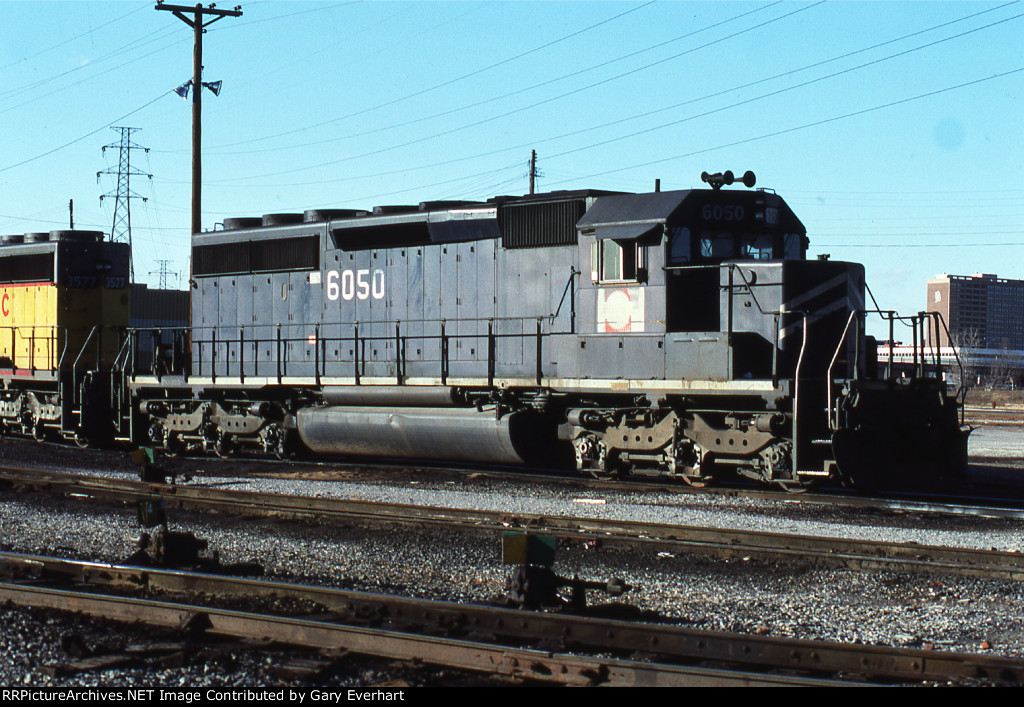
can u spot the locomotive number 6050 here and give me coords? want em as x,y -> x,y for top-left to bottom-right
325,268 -> 386,302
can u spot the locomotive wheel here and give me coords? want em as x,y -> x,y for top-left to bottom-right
672,444 -> 715,488
679,460 -> 716,488
774,479 -> 810,493
73,431 -> 89,449
214,431 -> 233,458
588,463 -> 626,481
272,428 -> 292,460
681,472 -> 713,489
590,446 -> 629,480
260,424 -> 291,460
573,435 -> 626,480
162,436 -> 180,458
760,442 -> 803,492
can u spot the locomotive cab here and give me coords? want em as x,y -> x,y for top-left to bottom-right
571,176 -> 965,490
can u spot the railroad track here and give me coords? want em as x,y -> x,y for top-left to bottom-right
137,441 -> 1024,519
4,465 -> 1024,582
1,551 -> 1019,686
13,436 -> 1024,518
964,406 -> 1024,425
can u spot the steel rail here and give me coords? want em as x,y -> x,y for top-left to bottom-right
4,466 -> 1024,581
0,579 -> 852,687
15,438 -> 1024,521
2,553 -> 1019,685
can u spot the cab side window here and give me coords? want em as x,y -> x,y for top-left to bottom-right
668,227 -> 691,265
592,239 -> 642,283
783,232 -> 804,259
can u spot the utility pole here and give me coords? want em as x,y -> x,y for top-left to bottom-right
98,126 -> 152,281
529,149 -> 537,195
155,1 -> 242,238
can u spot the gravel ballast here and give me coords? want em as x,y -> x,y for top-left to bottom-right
1,425 -> 1023,685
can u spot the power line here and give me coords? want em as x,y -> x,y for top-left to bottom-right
200,2 -> 795,159
205,162 -> 525,216
544,6 -> 1024,164
546,66 -> 1024,188
0,26 -> 181,105
817,242 -> 1024,249
200,2 -> 821,184
0,2 -> 149,72
216,1 -> 359,30
208,0 -> 658,151
186,3 -> 1020,197
0,39 -> 184,122
816,229 -> 1024,239
0,91 -> 169,174
203,0 -> 1019,191
216,5 -> 1015,196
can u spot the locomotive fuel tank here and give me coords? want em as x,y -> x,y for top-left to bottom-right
302,385 -> 560,464
297,404 -> 562,466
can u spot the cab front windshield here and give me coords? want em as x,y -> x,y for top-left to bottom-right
668,227 -> 802,265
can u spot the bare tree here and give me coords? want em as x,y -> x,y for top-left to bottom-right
951,328 -> 982,390
987,344 -> 1014,390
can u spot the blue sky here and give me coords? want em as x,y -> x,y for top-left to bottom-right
0,0 -> 1021,337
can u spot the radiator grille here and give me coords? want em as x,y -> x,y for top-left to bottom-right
500,199 -> 584,249
193,236 -> 320,276
0,253 -> 54,283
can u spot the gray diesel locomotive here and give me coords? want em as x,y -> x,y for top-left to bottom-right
129,172 -> 968,490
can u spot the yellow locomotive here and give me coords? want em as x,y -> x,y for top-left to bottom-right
0,230 -> 130,444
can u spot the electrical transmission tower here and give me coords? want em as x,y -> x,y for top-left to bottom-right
98,126 -> 152,281
149,260 -> 179,290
